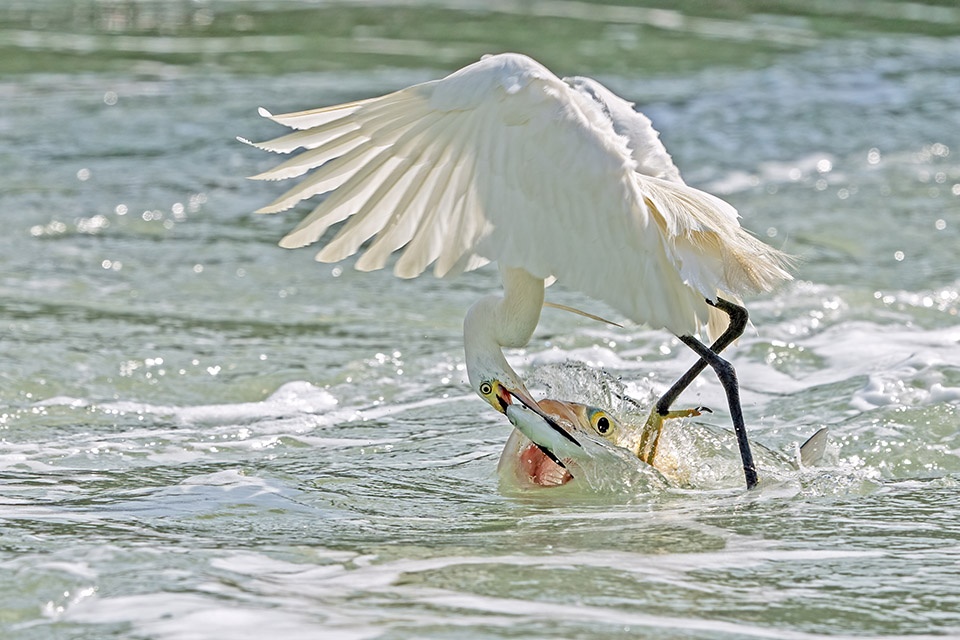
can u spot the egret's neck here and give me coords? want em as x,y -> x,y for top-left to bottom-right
464,267 -> 545,393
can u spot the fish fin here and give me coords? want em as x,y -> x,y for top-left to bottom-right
799,427 -> 829,467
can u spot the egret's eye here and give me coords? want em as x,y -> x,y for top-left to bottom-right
479,381 -> 493,396
590,410 -> 613,435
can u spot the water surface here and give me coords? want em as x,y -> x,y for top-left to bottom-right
2,2 -> 960,638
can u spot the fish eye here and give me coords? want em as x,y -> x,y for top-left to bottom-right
596,416 -> 611,434
590,410 -> 613,435
479,381 -> 493,396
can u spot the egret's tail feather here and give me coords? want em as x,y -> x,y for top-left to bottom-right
638,174 -> 793,297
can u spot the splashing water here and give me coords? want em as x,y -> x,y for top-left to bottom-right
511,363 -> 876,496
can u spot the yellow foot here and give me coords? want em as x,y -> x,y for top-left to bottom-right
637,406 -> 707,465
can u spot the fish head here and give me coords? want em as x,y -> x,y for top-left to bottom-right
496,398 -> 662,494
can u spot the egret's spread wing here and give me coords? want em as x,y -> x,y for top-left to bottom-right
248,53 -> 789,336
562,76 -> 682,184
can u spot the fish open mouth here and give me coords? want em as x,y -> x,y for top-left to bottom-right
517,442 -> 573,487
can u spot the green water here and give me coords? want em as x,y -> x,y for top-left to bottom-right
2,1 -> 960,638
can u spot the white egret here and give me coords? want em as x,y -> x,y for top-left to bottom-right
244,53 -> 791,489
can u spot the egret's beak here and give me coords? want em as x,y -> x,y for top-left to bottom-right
492,381 -> 514,413
489,381 -> 544,416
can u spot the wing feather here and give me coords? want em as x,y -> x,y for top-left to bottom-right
434,151 -> 482,277
258,102 -> 366,130
393,139 -> 466,277
254,106 -> 436,214
395,105 -> 486,278
315,111 -> 464,264
351,161 -> 435,271
350,128 -> 478,273
255,92 -> 429,151
256,142 -> 383,215
248,53 -> 790,335
249,131 -> 366,180
260,90 -> 419,130
563,76 -> 682,183
242,119 -> 360,155
250,96 -> 440,180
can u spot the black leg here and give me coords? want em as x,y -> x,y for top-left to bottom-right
677,333 -> 758,490
655,298 -> 748,416
680,336 -> 757,489
652,298 -> 757,489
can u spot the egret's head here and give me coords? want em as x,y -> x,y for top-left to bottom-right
477,379 -> 513,413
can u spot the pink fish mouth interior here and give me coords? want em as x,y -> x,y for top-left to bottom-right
519,443 -> 573,487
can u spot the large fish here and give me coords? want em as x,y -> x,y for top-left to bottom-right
498,397 -> 827,492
